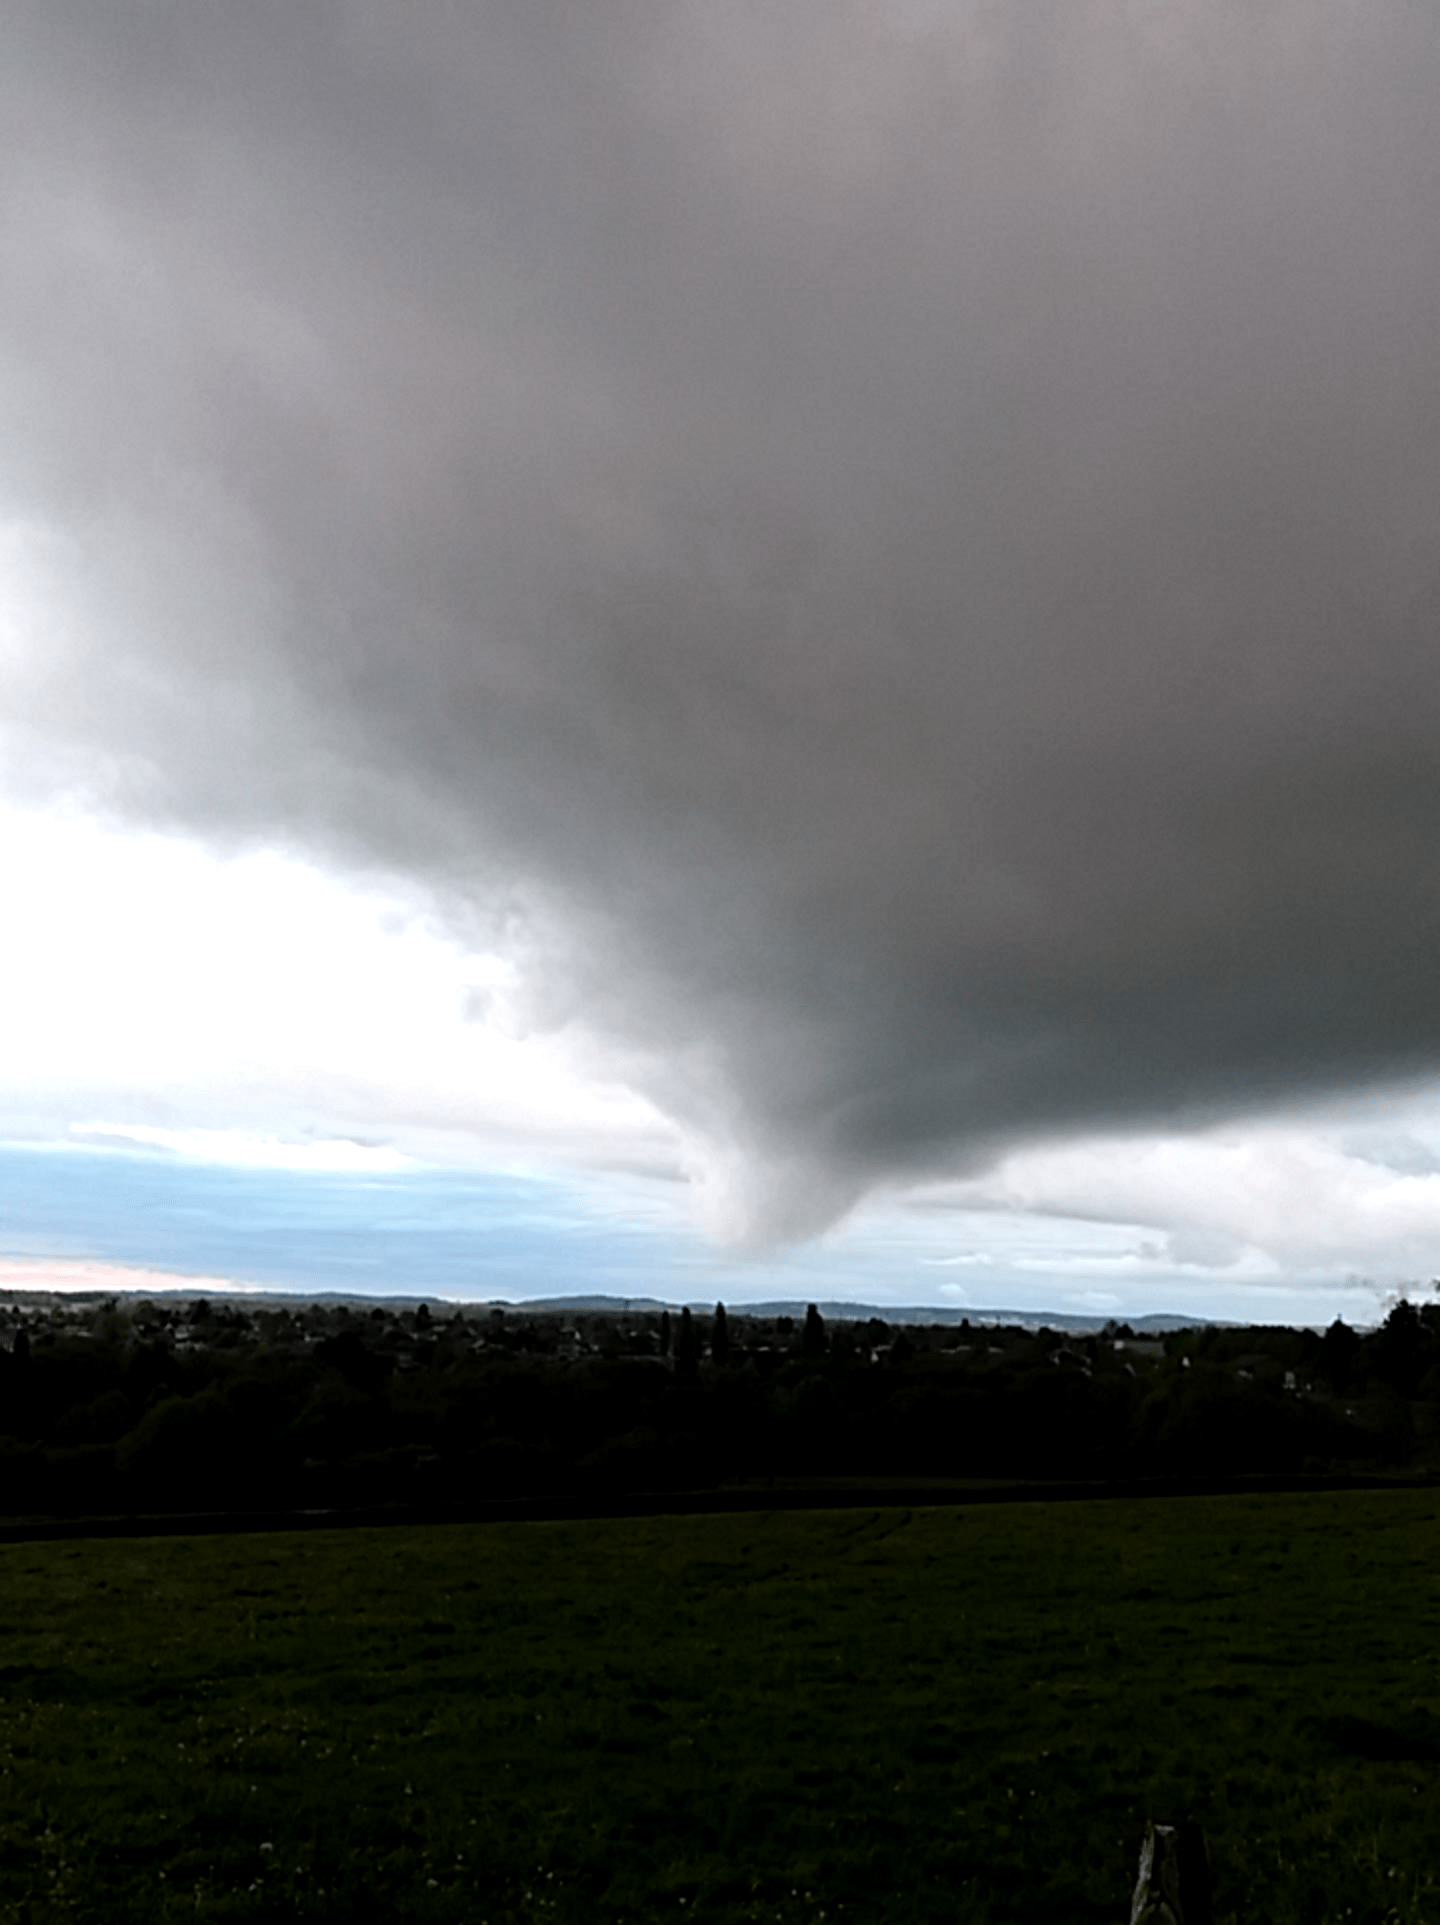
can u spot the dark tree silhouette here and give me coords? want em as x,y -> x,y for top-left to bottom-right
675,1306 -> 700,1381
1371,1298 -> 1434,1396
0,1295 -> 1420,1521
802,1304 -> 827,1359
1319,1318 -> 1362,1393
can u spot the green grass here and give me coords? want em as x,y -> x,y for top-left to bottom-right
0,1489 -> 1435,1922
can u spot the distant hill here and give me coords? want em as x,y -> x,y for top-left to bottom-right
480,1294 -> 1221,1333
0,1284 -> 1222,1332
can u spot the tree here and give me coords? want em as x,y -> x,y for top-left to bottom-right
660,1309 -> 672,1358
802,1303 -> 826,1359
1319,1318 -> 1362,1393
1372,1298 -> 1429,1396
712,1302 -> 730,1367
675,1306 -> 700,1381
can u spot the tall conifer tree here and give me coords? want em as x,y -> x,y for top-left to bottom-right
712,1301 -> 730,1367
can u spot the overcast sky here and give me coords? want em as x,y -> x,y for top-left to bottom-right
3,3 -> 1440,1321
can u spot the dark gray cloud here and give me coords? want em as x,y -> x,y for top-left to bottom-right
4,2 -> 1440,1236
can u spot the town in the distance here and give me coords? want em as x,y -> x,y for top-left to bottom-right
0,1289 -> 1435,1523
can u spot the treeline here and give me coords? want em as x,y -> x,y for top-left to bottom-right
0,1294 -> 1437,1517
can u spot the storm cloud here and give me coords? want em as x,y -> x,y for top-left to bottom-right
3,3 -> 1440,1239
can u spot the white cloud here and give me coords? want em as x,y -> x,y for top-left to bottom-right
917,1116 -> 1440,1290
0,1256 -> 248,1295
0,799 -> 675,1174
68,1123 -> 414,1174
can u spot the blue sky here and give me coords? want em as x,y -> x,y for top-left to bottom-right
0,1132 -> 1398,1328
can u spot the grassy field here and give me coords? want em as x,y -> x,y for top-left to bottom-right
0,1489 -> 1435,1923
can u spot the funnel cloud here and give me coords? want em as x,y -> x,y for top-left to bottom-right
3,4 -> 1440,1240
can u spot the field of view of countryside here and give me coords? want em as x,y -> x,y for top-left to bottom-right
0,1293 -> 1434,1920
0,1294 -> 1436,1518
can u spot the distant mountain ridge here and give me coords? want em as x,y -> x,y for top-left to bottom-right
482,1295 -> 1221,1333
0,1283 -> 1221,1332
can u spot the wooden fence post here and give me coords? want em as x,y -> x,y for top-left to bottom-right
1129,1820 -> 1212,1925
